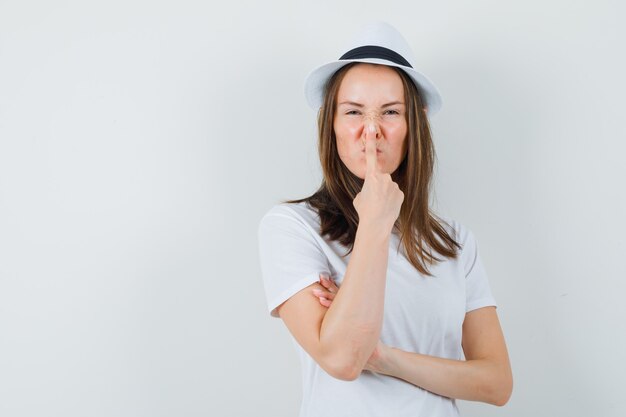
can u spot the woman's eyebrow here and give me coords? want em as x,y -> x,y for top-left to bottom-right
338,101 -> 364,107
337,101 -> 405,107
382,101 -> 404,107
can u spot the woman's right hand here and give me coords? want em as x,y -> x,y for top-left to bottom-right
352,123 -> 404,233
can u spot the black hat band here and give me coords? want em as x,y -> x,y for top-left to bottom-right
339,45 -> 413,68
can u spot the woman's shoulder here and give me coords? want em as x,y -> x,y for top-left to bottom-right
262,200 -> 314,217
259,201 -> 320,229
433,213 -> 474,244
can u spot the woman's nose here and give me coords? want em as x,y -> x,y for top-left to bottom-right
360,121 -> 382,138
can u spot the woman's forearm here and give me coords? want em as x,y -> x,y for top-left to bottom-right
319,222 -> 390,380
379,348 -> 512,406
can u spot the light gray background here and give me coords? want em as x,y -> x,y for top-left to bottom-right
1,1 -> 624,416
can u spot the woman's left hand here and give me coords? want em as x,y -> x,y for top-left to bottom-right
313,274 -> 392,375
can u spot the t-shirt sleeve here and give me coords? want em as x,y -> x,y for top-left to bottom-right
461,228 -> 498,313
258,210 -> 332,318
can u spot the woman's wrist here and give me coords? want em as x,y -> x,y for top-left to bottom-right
356,221 -> 392,246
376,345 -> 399,376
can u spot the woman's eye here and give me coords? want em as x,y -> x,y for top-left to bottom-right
346,110 -> 360,115
384,109 -> 400,115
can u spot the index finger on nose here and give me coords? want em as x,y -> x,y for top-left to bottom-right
364,124 -> 379,176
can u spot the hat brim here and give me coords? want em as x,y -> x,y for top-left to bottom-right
303,58 -> 442,116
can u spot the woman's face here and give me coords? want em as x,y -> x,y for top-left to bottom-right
333,63 -> 408,179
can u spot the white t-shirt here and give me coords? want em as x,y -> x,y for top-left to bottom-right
257,201 -> 497,417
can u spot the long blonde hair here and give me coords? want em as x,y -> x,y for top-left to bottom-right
284,62 -> 460,276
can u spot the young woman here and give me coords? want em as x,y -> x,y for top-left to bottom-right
258,21 -> 512,417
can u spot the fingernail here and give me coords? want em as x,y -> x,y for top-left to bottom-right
312,289 -> 323,295
368,124 -> 376,133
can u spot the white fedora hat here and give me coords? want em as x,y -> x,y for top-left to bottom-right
304,21 -> 442,116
